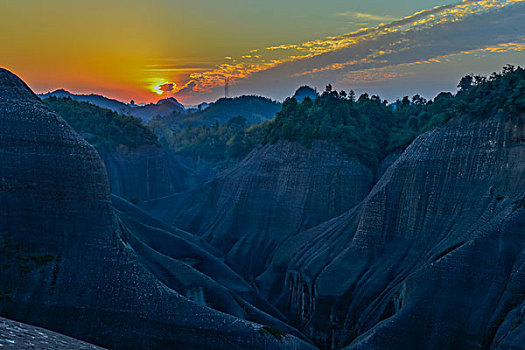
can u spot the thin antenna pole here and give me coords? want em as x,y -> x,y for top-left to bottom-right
225,77 -> 229,98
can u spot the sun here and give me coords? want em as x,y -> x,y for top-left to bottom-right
152,83 -> 165,95
150,79 -> 176,95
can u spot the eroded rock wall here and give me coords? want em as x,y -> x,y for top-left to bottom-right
258,113 -> 525,349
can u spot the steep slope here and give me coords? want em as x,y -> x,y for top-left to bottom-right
0,68 -> 315,350
142,140 -> 374,280
111,194 -> 310,341
102,146 -> 202,201
0,317 -> 105,349
257,112 -> 525,349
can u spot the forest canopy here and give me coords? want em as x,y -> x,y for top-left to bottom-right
43,96 -> 159,152
45,66 -> 524,169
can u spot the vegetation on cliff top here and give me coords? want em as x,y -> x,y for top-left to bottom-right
46,66 -> 524,168
455,64 -> 525,118
158,115 -> 267,161
43,96 -> 159,151
264,65 -> 524,169
264,86 -> 448,169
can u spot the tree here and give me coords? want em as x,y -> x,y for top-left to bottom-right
458,75 -> 474,91
348,90 -> 356,102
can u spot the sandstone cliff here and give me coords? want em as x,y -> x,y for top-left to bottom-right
257,112 -> 525,349
0,317 -> 105,349
142,140 -> 374,280
102,145 -> 203,202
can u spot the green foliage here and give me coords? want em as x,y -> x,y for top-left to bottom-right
264,66 -> 525,169
43,97 -> 159,152
511,314 -> 523,331
264,90 -> 428,169
513,198 -> 525,211
160,115 -> 267,161
185,95 -> 281,126
147,95 -> 279,163
454,65 -> 525,118
30,254 -> 55,266
127,197 -> 142,205
0,288 -> 12,301
133,66 -> 525,168
16,253 -> 55,274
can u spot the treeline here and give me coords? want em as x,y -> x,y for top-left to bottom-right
43,96 -> 159,152
155,116 -> 266,161
189,95 -> 281,125
264,65 -> 524,169
45,66 -> 524,168
264,87 -> 449,169
149,95 -> 280,162
455,65 -> 525,117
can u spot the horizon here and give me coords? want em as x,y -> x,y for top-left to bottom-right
2,0 -> 524,105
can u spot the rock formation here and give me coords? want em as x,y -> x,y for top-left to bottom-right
142,140 -> 374,280
0,68 -> 315,350
257,112 -> 525,349
0,316 -> 105,349
102,145 -> 203,202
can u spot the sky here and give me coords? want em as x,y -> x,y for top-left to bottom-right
1,0 -> 524,105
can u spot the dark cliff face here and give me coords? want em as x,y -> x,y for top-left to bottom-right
142,140 -> 374,280
0,316 -> 105,349
258,112 -> 525,349
102,145 -> 203,201
0,68 -> 316,350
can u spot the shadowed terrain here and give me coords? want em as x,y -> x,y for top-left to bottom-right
2,65 -> 525,350
0,68 -> 315,350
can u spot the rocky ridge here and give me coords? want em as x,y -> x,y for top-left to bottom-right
102,145 -> 204,201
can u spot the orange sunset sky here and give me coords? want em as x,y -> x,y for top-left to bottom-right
1,0 -> 524,105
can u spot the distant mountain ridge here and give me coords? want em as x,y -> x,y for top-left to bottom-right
39,89 -> 185,122
175,95 -> 282,127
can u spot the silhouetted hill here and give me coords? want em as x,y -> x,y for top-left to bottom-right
292,86 -> 319,102
39,89 -> 185,122
43,96 -> 159,151
39,89 -> 131,114
178,95 -> 281,126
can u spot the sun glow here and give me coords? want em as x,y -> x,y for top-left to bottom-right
150,79 -> 176,95
153,85 -> 164,95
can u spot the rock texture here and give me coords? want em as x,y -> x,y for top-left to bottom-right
142,140 -> 374,280
0,316 -> 105,349
257,112 -> 525,349
111,194 -> 309,341
0,68 -> 315,350
102,145 -> 203,201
